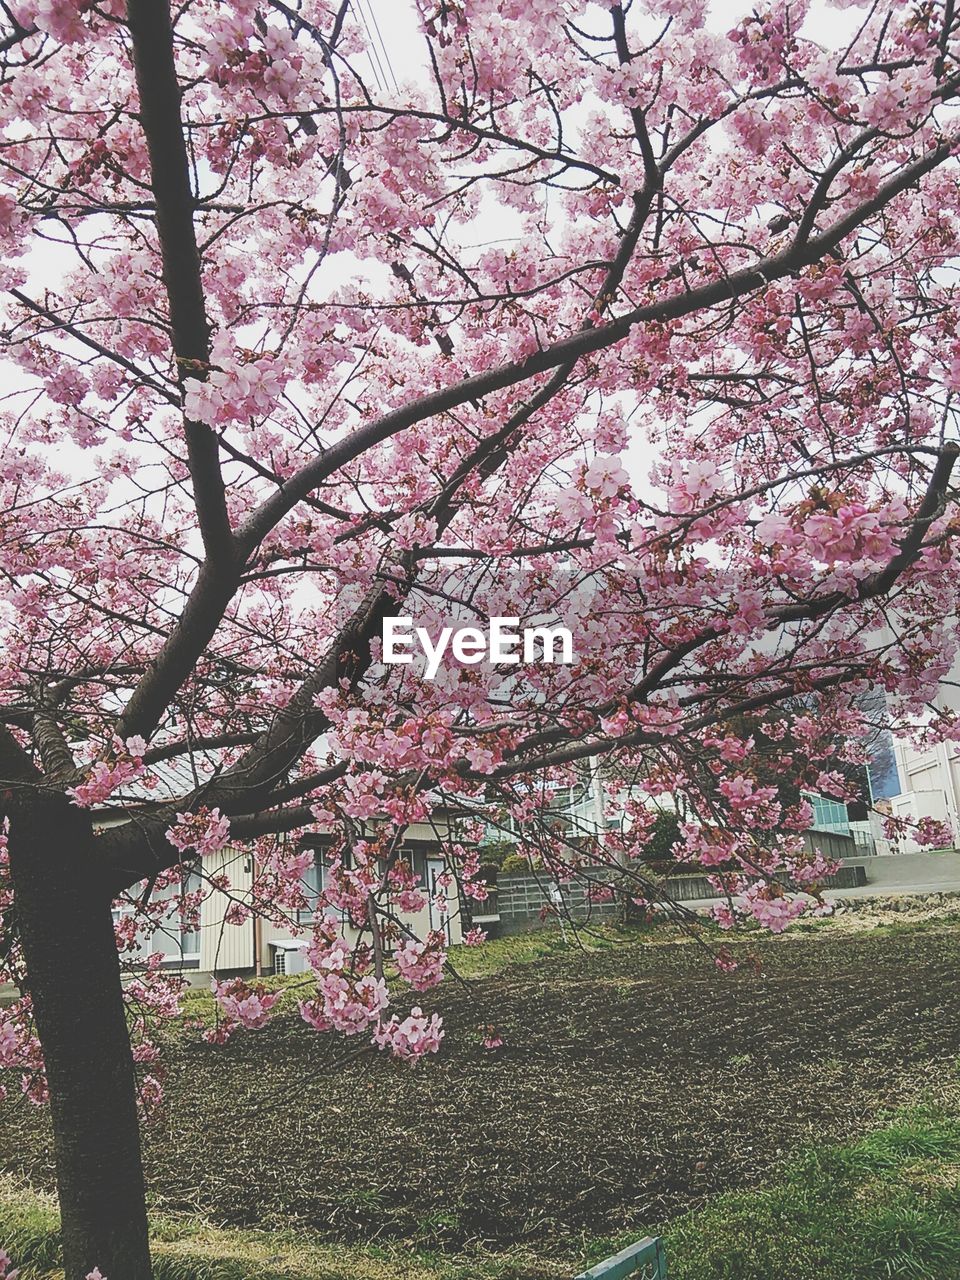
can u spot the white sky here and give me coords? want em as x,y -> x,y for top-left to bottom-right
363,0 -> 867,86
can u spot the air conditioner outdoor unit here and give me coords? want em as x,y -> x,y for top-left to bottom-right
269,941 -> 309,976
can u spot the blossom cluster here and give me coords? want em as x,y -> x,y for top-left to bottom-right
165,807 -> 232,858
208,978 -> 283,1043
67,736 -> 149,808
711,878 -> 833,934
915,817 -> 954,850
393,933 -> 447,992
372,1008 -> 445,1064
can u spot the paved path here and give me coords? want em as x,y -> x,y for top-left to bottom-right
827,851 -> 960,899
670,851 -> 960,913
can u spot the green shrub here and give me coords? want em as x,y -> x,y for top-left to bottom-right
499,854 -> 537,875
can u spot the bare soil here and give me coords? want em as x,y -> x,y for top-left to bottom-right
1,922 -> 959,1253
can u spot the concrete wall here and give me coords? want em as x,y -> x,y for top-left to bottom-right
836,850 -> 960,894
801,829 -> 862,861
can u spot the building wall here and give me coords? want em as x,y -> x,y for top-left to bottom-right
891,735 -> 960,852
889,647 -> 960,851
254,822 -> 464,975
198,845 -> 255,973
258,869 -> 462,974
111,820 -> 465,978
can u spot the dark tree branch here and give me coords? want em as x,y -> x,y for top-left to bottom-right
126,0 -> 234,568
0,725 -> 44,793
7,289 -> 182,408
112,118 -> 956,801
141,731 -> 262,765
31,710 -> 79,783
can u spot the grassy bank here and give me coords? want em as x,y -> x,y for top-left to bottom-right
664,1090 -> 960,1278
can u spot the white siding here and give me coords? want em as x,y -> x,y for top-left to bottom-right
258,845 -> 463,974
892,733 -> 960,852
199,846 -> 255,972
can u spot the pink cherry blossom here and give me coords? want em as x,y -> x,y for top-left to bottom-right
67,737 -> 149,808
166,808 -> 231,858
210,979 -> 282,1034
1,1 -> 959,1271
393,934 -> 447,992
373,1008 -> 445,1063
584,455 -> 630,499
915,817 -> 954,849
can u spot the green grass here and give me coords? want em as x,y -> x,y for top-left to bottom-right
176,922 -> 640,1025
446,921 -> 630,978
0,1180 -> 566,1280
657,1095 -> 960,1279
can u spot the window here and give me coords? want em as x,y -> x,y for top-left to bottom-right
297,849 -> 349,925
806,792 -> 851,836
180,866 -> 202,960
503,783 -> 589,837
298,857 -> 321,925
111,865 -> 202,968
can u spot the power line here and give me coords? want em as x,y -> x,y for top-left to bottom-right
354,0 -> 399,94
360,0 -> 400,93
350,0 -> 387,93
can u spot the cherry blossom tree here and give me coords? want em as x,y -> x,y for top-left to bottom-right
1,0 -> 960,1276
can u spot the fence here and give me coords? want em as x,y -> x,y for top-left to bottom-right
575,1237 -> 667,1279
492,863 -> 868,933
800,828 -> 870,860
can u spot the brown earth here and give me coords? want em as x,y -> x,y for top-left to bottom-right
1,921 -> 959,1253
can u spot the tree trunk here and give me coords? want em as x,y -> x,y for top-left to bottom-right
8,797 -> 153,1280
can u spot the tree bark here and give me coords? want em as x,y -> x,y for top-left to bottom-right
8,796 -> 153,1280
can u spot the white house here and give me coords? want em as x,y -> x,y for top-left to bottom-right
111,823 -> 464,979
890,663 -> 960,851
891,736 -> 960,851
221,822 -> 463,978
100,757 -> 464,978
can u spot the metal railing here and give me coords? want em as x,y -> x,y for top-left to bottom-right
575,1237 -> 667,1280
